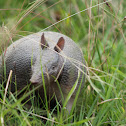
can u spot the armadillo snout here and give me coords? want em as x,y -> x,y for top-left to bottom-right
30,78 -> 40,85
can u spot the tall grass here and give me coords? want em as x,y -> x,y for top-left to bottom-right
0,0 -> 126,125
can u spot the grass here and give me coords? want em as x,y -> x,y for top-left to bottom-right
0,0 -> 126,125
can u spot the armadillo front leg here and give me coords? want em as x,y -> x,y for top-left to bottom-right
66,96 -> 74,113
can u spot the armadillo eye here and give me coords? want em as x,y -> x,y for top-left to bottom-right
52,66 -> 55,70
51,65 -> 56,70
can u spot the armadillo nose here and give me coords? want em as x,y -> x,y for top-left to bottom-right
30,78 -> 39,85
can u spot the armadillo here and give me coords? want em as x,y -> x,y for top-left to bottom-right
0,31 -> 86,112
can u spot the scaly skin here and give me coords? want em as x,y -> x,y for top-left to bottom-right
0,31 -> 86,112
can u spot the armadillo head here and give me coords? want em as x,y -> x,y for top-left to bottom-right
30,33 -> 65,86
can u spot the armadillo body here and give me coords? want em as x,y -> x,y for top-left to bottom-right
0,31 -> 86,112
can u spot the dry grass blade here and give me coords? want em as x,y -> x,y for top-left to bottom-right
3,70 -> 13,103
41,0 -> 112,31
1,70 -> 12,126
98,98 -> 122,105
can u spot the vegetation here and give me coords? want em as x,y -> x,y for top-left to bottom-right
0,0 -> 126,125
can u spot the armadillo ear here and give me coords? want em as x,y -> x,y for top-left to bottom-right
54,37 -> 65,53
41,33 -> 49,49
